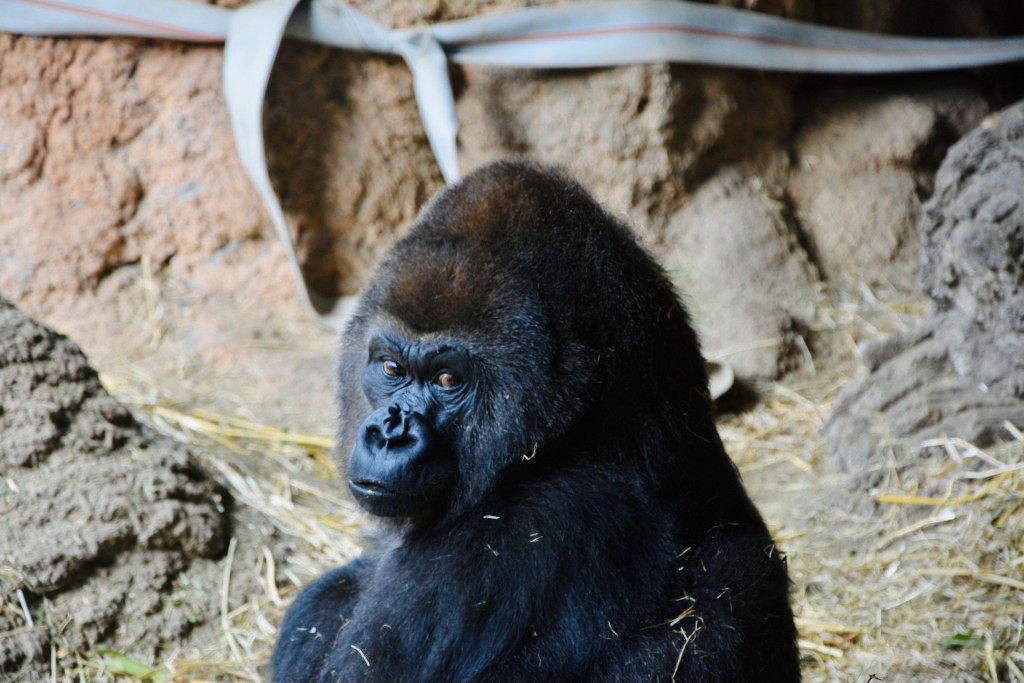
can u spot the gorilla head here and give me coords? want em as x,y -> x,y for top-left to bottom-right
272,160 -> 799,683
337,160 -> 710,523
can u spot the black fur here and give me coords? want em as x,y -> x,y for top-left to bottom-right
271,161 -> 800,682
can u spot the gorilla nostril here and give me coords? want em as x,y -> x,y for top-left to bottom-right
363,425 -> 386,450
383,406 -> 403,435
384,416 -> 401,433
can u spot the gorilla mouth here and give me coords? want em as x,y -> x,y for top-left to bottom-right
349,480 -> 399,498
348,479 -> 434,518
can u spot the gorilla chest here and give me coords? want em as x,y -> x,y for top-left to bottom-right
321,538 -> 643,681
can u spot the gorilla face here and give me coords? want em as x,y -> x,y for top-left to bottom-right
347,329 -> 478,518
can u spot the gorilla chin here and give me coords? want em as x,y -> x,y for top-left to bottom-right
271,160 -> 801,683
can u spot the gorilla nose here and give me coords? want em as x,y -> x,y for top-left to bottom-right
381,404 -> 415,448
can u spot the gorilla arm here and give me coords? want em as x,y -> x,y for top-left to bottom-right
586,522 -> 799,682
270,556 -> 377,682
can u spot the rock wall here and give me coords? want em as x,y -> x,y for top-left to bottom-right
0,38 -> 280,308
824,102 -> 1024,482
0,2 -> 1021,383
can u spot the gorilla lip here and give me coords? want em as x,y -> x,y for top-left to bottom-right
348,479 -> 398,498
348,479 -> 433,519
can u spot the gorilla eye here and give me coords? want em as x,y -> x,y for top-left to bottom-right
382,360 -> 406,378
434,372 -> 460,389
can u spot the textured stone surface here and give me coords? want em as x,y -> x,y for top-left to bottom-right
664,168 -> 822,378
919,107 -> 1024,397
825,102 -> 1024,481
0,37 -> 283,309
0,297 -> 229,678
788,84 -> 989,291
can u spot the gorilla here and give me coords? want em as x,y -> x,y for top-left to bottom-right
271,161 -> 800,682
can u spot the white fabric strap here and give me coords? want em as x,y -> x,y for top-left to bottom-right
429,2 -> 1024,72
1,0 -> 230,41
